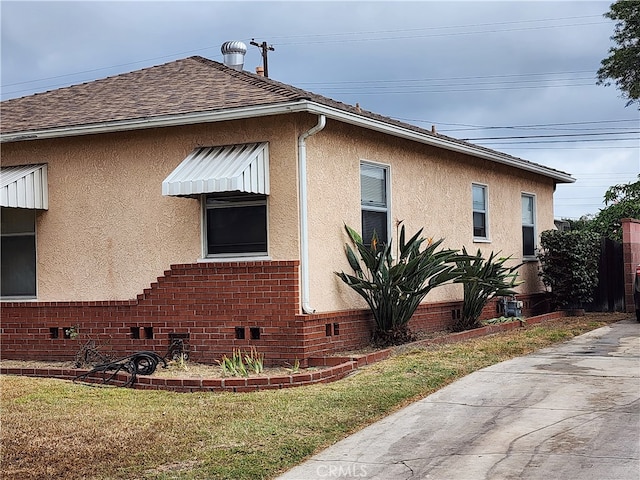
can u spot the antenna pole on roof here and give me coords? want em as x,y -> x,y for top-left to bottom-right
250,39 -> 275,78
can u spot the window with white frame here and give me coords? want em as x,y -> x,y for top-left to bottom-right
204,193 -> 267,256
360,163 -> 389,246
472,184 -> 489,240
1,207 -> 37,298
522,194 -> 536,258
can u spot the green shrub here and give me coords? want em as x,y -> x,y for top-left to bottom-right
453,248 -> 522,331
538,229 -> 601,309
335,223 -> 459,345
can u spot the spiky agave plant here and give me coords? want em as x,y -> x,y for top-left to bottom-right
453,247 -> 522,332
336,223 -> 460,346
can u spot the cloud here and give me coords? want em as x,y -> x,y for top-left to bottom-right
1,0 -> 637,220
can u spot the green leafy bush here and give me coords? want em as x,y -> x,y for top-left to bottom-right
452,248 -> 522,332
335,223 -> 459,345
590,175 -> 640,242
538,230 -> 601,309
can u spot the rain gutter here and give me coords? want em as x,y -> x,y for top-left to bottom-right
297,114 -> 326,314
1,100 -> 573,184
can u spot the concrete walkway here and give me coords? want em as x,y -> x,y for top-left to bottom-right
278,319 -> 640,480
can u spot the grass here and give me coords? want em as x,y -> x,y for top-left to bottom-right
0,313 -> 628,479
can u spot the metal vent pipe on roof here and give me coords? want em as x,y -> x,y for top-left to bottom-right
221,41 -> 247,71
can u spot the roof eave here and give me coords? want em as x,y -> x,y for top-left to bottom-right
0,101 -> 310,143
0,99 -> 575,184
302,103 -> 575,184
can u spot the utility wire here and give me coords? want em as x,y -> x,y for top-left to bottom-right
473,137 -> 639,145
325,82 -> 596,95
512,146 -> 638,150
273,21 -> 606,45
296,70 -> 596,86
318,78 -> 596,92
264,14 -> 604,41
444,126 -> 639,132
393,118 -> 639,134
1,15 -> 606,90
462,131 -> 640,140
0,46 -> 223,88
395,118 -> 639,129
1,74 -> 601,98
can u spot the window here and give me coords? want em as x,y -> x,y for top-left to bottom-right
361,163 -> 389,245
204,193 -> 267,256
472,184 -> 488,240
522,194 -> 536,258
1,207 -> 36,298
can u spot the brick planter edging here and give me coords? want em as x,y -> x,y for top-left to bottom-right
0,311 -> 566,392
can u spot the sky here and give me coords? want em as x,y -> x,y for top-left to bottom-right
1,0 -> 638,220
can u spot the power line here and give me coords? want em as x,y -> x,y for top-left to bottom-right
462,131 -> 640,141
1,15 -> 607,93
0,46 -> 224,88
395,118 -> 639,129
273,21 -> 607,46
510,146 -> 639,150
447,126 -> 638,133
3,80 -> 597,99
559,183 -> 638,188
323,82 -> 596,96
318,78 -> 596,93
556,197 -> 614,201
575,173 -> 639,177
3,66 -> 598,94
296,70 -> 596,87
473,137 -> 639,145
265,15 -> 604,41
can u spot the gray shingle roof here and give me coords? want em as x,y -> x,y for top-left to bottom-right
0,55 -> 425,135
0,55 -> 572,182
1,56 -> 308,134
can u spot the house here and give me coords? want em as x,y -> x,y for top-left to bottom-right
0,43 -> 574,365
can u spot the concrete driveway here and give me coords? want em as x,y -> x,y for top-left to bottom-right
278,319 -> 640,480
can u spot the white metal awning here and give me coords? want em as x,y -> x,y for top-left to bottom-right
162,142 -> 269,196
0,164 -> 48,209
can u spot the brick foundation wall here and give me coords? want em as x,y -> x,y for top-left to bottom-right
1,261 -> 303,366
0,259 -> 551,365
0,311 -> 565,393
622,218 -> 640,313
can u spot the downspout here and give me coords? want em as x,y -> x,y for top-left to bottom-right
298,114 -> 326,314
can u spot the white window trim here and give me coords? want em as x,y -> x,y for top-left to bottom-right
472,183 -> 490,242
522,192 -> 537,261
360,160 -> 391,244
200,193 -> 269,259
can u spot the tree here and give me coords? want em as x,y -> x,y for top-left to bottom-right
596,0 -> 640,107
562,215 -> 595,232
590,175 -> 640,242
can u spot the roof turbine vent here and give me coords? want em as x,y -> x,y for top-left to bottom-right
221,41 -> 247,71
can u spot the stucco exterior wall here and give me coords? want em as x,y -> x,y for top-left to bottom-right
2,112 -> 558,310
1,116 -> 301,301
305,121 -> 556,312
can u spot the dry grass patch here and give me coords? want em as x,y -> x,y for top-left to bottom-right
0,313 -> 628,479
